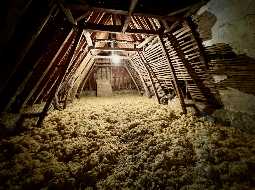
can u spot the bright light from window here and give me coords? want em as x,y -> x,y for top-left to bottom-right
112,54 -> 121,64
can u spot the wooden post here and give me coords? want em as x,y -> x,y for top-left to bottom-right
138,51 -> 160,104
37,27 -> 83,126
158,35 -> 187,113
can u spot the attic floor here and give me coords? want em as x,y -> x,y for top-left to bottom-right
0,94 -> 254,189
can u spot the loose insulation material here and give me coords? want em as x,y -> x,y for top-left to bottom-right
0,95 -> 254,189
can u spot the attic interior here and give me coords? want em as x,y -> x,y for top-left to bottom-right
0,0 -> 255,189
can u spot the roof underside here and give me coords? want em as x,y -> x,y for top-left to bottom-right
61,0 -> 209,57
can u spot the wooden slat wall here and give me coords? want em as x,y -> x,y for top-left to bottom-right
143,41 -> 174,91
125,61 -> 145,93
130,53 -> 154,96
163,23 -> 221,106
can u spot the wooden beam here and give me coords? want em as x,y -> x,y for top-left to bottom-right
76,59 -> 95,98
94,55 -> 130,59
138,52 -> 160,104
165,32 -> 219,106
81,22 -> 163,34
124,65 -> 141,94
91,47 -> 141,52
95,64 -> 123,67
37,28 -> 83,126
129,59 -> 150,96
94,39 -> 140,44
84,31 -> 93,46
158,35 -> 187,113
122,0 -> 139,32
136,36 -> 155,48
185,17 -> 209,69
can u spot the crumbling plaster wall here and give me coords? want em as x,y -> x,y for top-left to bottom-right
198,0 -> 255,58
196,0 -> 255,129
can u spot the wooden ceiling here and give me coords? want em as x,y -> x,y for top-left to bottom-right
58,0 -> 209,57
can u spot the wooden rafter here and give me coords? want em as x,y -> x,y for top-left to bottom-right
137,36 -> 155,48
124,65 -> 141,94
185,17 -> 209,69
158,35 -> 187,113
94,55 -> 129,59
76,58 -> 95,98
80,23 -> 163,34
91,47 -> 141,52
138,52 -> 160,103
94,39 -> 140,44
37,28 -> 83,126
129,59 -> 150,95
22,29 -> 74,107
165,32 -> 218,106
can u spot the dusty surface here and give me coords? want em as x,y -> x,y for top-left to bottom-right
0,95 -> 255,190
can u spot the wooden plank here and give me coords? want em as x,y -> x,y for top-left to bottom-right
94,55 -> 129,59
138,52 -> 160,103
91,47 -> 141,52
95,39 -> 140,44
84,31 -> 93,46
28,29 -> 74,106
37,28 -> 83,126
124,65 -> 141,94
158,35 -> 187,113
129,59 -> 150,96
76,59 -> 95,98
80,22 -> 163,34
166,32 -> 220,106
185,17 -> 209,69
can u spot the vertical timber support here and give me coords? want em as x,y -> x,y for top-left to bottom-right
138,51 -> 160,104
158,35 -> 187,114
37,27 -> 83,126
